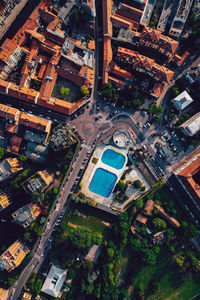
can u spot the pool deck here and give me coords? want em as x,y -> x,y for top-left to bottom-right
81,144 -> 128,207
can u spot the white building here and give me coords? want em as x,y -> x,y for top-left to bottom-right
41,265 -> 67,298
172,90 -> 193,111
180,112 -> 200,136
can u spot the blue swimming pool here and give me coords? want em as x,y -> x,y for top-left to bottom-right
89,168 -> 117,198
101,149 -> 125,170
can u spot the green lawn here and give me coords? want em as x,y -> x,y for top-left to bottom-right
119,246 -> 200,300
69,214 -> 109,235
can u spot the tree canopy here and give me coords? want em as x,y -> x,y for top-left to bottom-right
68,226 -> 92,249
80,85 -> 89,96
60,86 -> 70,96
153,218 -> 166,230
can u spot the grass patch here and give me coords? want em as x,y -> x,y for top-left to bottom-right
69,214 -> 108,234
92,157 -> 98,164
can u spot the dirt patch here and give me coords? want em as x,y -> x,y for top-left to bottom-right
67,222 -> 78,228
74,210 -> 87,218
164,291 -> 182,300
102,221 -> 110,227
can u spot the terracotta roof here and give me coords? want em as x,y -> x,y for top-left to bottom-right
38,64 -> 47,80
88,40 -> 95,50
19,112 -> 51,132
102,36 -> 113,84
136,214 -> 148,224
176,148 -> 200,204
110,62 -> 135,80
143,199 -> 154,215
0,39 -> 17,63
151,82 -> 164,98
102,0 -> 112,36
111,15 -> 133,29
117,47 -> 174,83
178,51 -> 190,65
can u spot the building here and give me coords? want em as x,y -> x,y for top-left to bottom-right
173,146 -> 200,208
150,82 -> 164,99
116,47 -> 174,83
102,0 -> 113,84
180,112 -> 200,136
50,125 -> 76,151
24,170 -> 54,197
0,190 -> 11,212
0,103 -> 52,143
136,214 -> 148,225
172,90 -> 193,111
41,265 -> 67,298
0,0 -> 93,116
113,1 -> 148,31
85,244 -> 102,263
12,203 -> 41,228
143,199 -> 154,215
154,204 -> 181,228
169,0 -> 194,38
0,288 -> 9,300
22,292 -> 32,300
0,158 -> 23,182
0,241 -> 29,272
139,26 -> 179,57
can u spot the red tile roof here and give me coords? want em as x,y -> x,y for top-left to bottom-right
117,47 -> 174,83
102,0 -> 112,36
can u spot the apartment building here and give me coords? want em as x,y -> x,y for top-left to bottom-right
0,191 -> 11,212
169,0 -> 194,38
180,112 -> 200,137
172,146 -> 200,208
24,169 -> 54,197
139,26 -> 179,57
116,47 -> 174,83
12,203 -> 41,228
0,158 -> 23,182
0,240 -> 29,272
0,0 -> 94,115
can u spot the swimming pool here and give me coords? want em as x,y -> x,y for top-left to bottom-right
101,149 -> 125,170
89,168 -> 117,198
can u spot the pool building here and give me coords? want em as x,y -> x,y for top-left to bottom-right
80,145 -> 128,207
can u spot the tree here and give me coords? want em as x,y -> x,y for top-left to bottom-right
107,248 -> 114,260
69,9 -> 80,26
154,114 -> 162,123
0,147 -> 6,159
132,98 -> 141,107
130,237 -> 142,252
134,198 -> 143,210
19,155 -> 27,162
24,232 -> 33,243
137,283 -> 144,296
166,228 -> 174,240
92,232 -> 102,245
53,186 -> 59,195
115,180 -> 127,192
68,227 -> 92,249
141,186 -> 146,191
148,102 -> 163,115
142,248 -> 158,265
60,86 -> 70,96
169,113 -> 176,120
67,269 -> 76,279
134,180 -> 142,189
80,85 -> 89,96
174,254 -> 185,267
153,218 -> 166,230
172,86 -> 179,97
